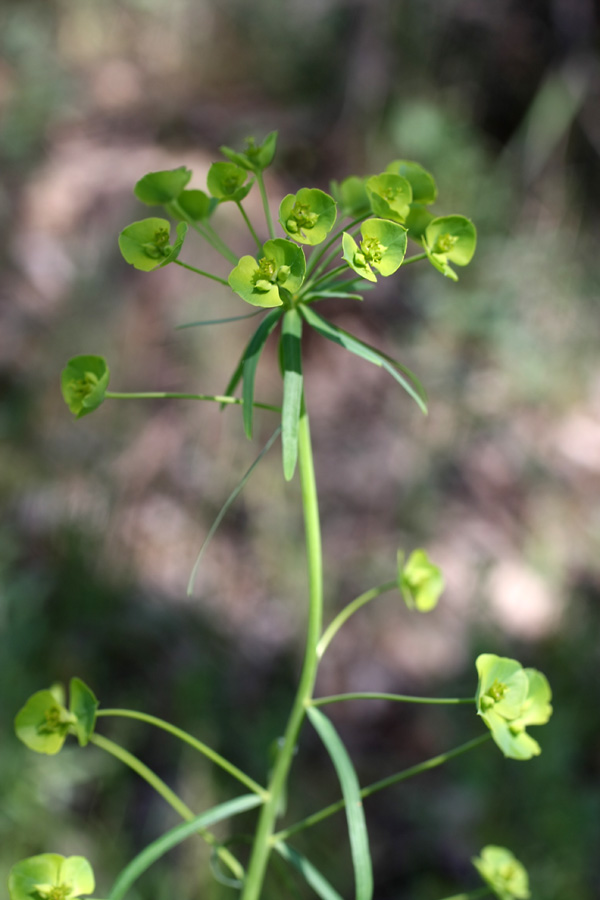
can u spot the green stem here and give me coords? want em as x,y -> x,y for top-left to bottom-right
174,259 -> 229,285
317,580 -> 397,658
272,734 -> 491,843
403,252 -> 428,266
305,215 -> 368,277
240,406 -> 323,900
96,709 -> 268,799
171,200 -> 238,264
256,170 -> 276,240
236,201 -> 263,251
105,391 -> 280,413
307,264 -> 348,292
312,693 -> 475,707
88,733 -> 244,880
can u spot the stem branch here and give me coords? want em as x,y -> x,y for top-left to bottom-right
317,580 -> 397,658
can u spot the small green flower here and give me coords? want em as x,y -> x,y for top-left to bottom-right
342,218 -> 407,283
9,854 -> 95,900
220,131 -> 278,172
385,160 -> 437,204
133,166 -> 192,205
15,678 -> 98,755
398,549 -> 444,612
330,175 -> 370,217
207,162 -> 252,202
475,654 -> 552,760
422,214 -> 477,281
365,173 -> 412,224
279,188 -> 337,245
472,846 -> 531,900
118,218 -> 187,272
61,355 -> 109,419
228,239 -> 306,308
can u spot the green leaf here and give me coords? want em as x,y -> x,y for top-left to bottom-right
307,707 -> 373,900
176,309 -> 265,329
472,845 -> 531,900
330,176 -> 370,217
61,355 -> 110,419
300,305 -> 427,414
403,204 -> 434,241
207,162 -> 252,202
167,188 -> 218,222
9,854 -> 95,900
220,131 -> 278,172
385,160 -> 437,204
274,842 -> 344,900
133,167 -> 192,205
281,309 -> 303,481
242,308 -> 285,439
279,188 -> 337,245
69,677 -> 98,747
342,219 -> 407,282
398,548 -> 444,612
423,215 -> 477,281
229,239 -> 305,309
118,218 -> 187,271
365,173 -> 412,223
108,795 -> 263,900
14,690 -> 76,755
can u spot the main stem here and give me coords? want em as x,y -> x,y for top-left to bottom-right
240,408 -> 323,900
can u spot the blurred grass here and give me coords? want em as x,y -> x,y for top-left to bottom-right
1,1 -> 600,898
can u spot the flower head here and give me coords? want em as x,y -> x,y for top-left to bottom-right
118,218 -> 187,271
472,845 -> 530,900
398,548 -> 444,612
475,654 -> 552,759
9,854 -> 95,900
279,188 -> 337,245
207,162 -> 252,202
228,239 -> 305,308
365,173 -> 412,223
330,176 -> 370,217
220,131 -> 278,172
342,218 -> 407,282
15,678 -> 98,755
422,214 -> 476,281
61,356 -> 109,419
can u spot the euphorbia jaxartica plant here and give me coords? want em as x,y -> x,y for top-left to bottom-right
12,131 -> 551,900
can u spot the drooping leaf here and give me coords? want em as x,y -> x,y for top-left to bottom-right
69,677 -> 99,747
242,308 -> 285,438
274,842 -> 344,900
280,309 -> 303,481
307,707 -> 373,900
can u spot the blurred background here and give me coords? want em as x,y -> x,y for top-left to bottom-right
1,0 -> 600,897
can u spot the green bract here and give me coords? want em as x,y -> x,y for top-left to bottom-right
385,160 -> 437,204
15,678 -> 98,755
342,218 -> 407,283
9,854 -> 95,900
330,176 -> 370,217
207,162 -> 252,202
398,549 -> 444,612
472,846 -> 531,900
365,173 -> 412,224
475,654 -> 553,760
61,355 -> 109,419
167,188 -> 217,222
133,166 -> 192,205
118,218 -> 187,272
422,214 -> 477,281
403,204 -> 434,241
279,188 -> 337,245
228,239 -> 305,308
220,131 -> 278,172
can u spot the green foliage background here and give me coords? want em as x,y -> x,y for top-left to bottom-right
1,1 -> 599,897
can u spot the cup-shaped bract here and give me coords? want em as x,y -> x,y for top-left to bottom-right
342,218 -> 407,283
118,218 -> 187,272
423,215 -> 477,281
229,239 -> 305,308
472,846 -> 531,900
279,188 -> 337,245
398,548 -> 444,612
9,854 -> 95,900
330,176 -> 370,217
385,160 -> 437,205
475,654 -> 553,760
14,690 -> 76,755
207,162 -> 252,202
133,166 -> 192,206
61,355 -> 109,419
69,677 -> 99,747
365,173 -> 412,224
220,131 -> 278,172
167,189 -> 217,222
403,204 -> 434,241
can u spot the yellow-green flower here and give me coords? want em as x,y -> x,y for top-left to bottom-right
472,845 -> 530,900
9,854 -> 95,900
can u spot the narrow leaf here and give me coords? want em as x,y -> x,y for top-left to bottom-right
307,707 -> 373,900
176,310 -> 265,329
274,841 -> 344,900
281,309 -> 303,481
243,308 -> 284,438
300,305 -> 427,414
187,427 -> 281,596
108,794 -> 262,900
